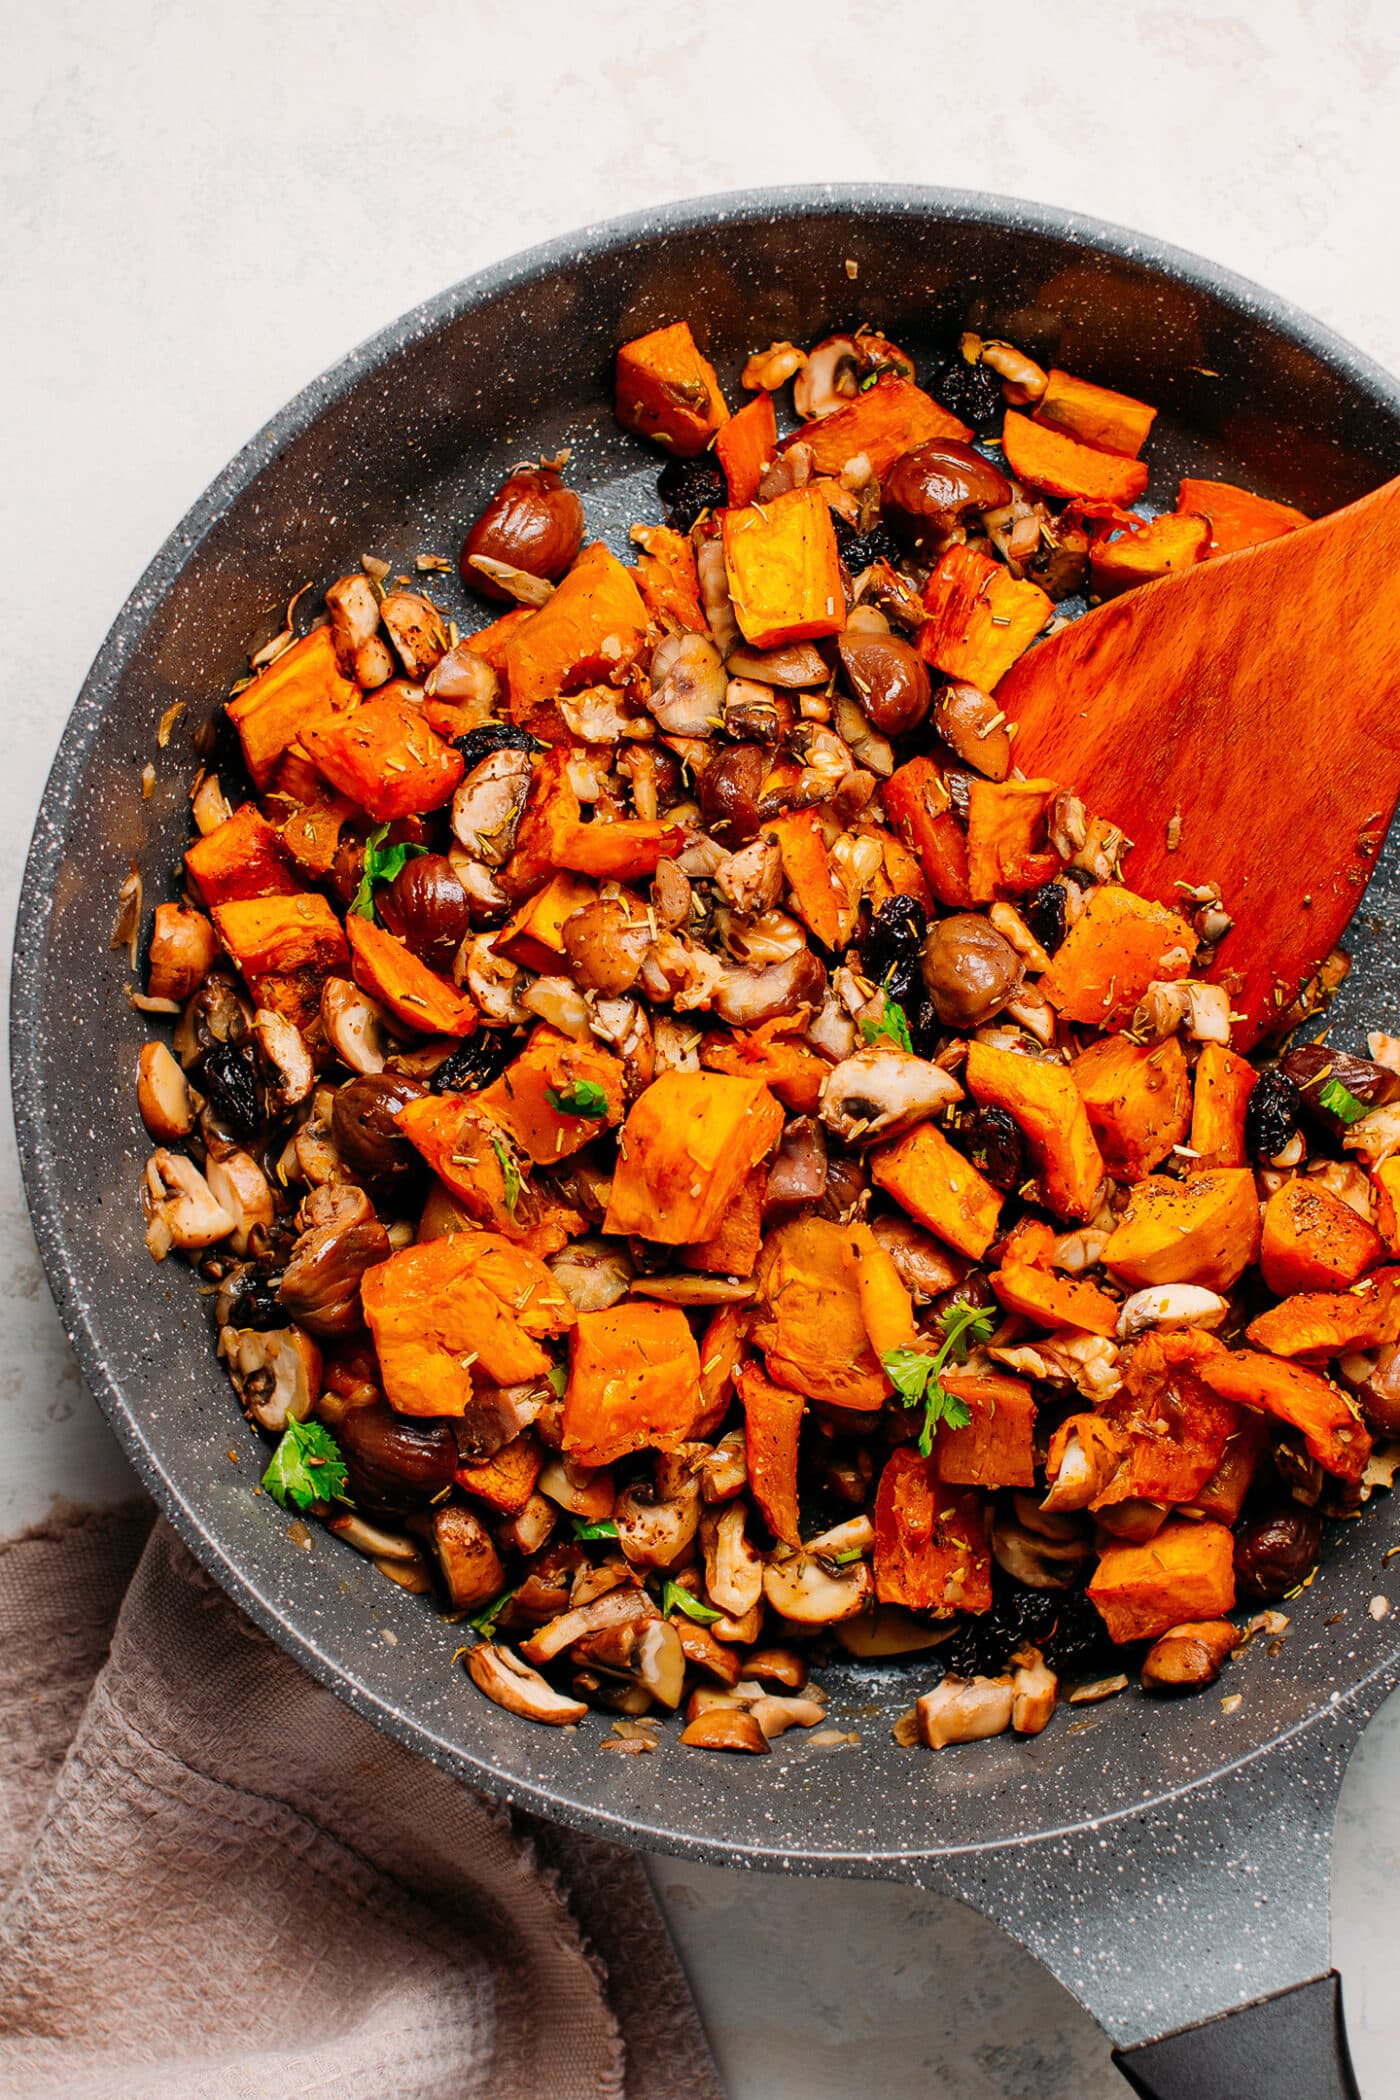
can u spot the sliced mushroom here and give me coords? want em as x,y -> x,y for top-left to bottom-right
432,1505 -> 507,1611
669,1615 -> 743,1687
868,1214 -> 963,1300
1141,1618 -> 1241,1693
325,571 -> 382,657
463,935 -> 530,1025
614,1471 -> 701,1570
1117,1284 -> 1229,1339
536,1456 -> 615,1521
631,1274 -> 757,1306
218,1322 -> 320,1432
634,1618 -> 686,1709
497,1490 -> 558,1558
279,1183 -> 391,1337
696,538 -> 741,656
452,748 -> 532,867
325,1512 -> 420,1561
703,1502 -> 765,1618
716,906 -> 808,968
1010,1646 -> 1058,1734
747,1690 -> 828,1739
725,641 -> 830,688
792,335 -> 861,419
320,976 -> 391,1075
148,902 -> 220,1003
426,641 -> 501,714
137,1041 -> 197,1142
520,1585 -> 655,1666
806,989 -> 857,1063
546,1237 -> 633,1312
191,770 -> 234,836
560,897 -> 653,996
714,834 -> 784,917
203,1147 -> 274,1257
835,1607 -> 956,1659
380,590 -> 447,678
742,1646 -> 809,1688
819,1046 -> 962,1143
520,974 -> 592,1039
143,1148 -> 235,1258
649,631 -> 727,736
680,1706 -> 770,1753
916,1675 -> 1014,1749
991,1495 -> 1092,1589
699,1430 -> 748,1503
466,1642 -> 588,1725
762,1550 -> 872,1625
254,1008 -> 315,1112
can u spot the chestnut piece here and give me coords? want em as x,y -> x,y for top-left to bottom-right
699,743 -> 766,844
921,914 -> 1024,1028
377,853 -> 473,972
459,462 -> 585,602
932,680 -> 1012,781
837,632 -> 931,737
882,439 -> 1011,557
331,1072 -> 429,1190
1234,1504 -> 1322,1598
338,1403 -> 459,1511
1281,1040 -> 1398,1140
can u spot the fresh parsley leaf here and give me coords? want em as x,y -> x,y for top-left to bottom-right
469,1585 -> 517,1637
545,1079 -> 610,1119
861,996 -> 913,1053
546,1363 -> 568,1398
490,1134 -> 522,1218
882,1301 -> 995,1456
828,1546 -> 865,1567
1318,1076 -> 1370,1124
661,1580 -> 722,1624
572,1517 -> 620,1542
350,822 -> 428,920
260,1416 -> 351,1513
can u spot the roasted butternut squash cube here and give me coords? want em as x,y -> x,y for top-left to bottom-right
629,523 -> 707,633
1071,1034 -> 1191,1180
225,626 -> 357,789
1103,1330 -> 1240,1505
1002,411 -> 1149,505
552,817 -> 687,880
874,1451 -> 992,1614
477,1024 -> 625,1164
991,1261 -> 1120,1339
751,1216 -> 888,1411
1258,1178 -> 1383,1295
716,390 -> 778,507
346,914 -> 476,1036
1088,1517 -> 1236,1644
964,778 -> 1057,901
1039,885 -> 1198,1030
762,808 -> 854,948
562,1302 -> 702,1467
395,1094 -> 580,1257
1104,1169 -> 1259,1291
683,1168 -> 766,1278
603,1070 -> 784,1245
615,321 -> 730,456
1189,1043 -> 1256,1170
699,1018 -> 828,1114
302,693 -> 463,821
964,1040 -> 1105,1222
1089,513 -> 1209,598
882,755 -> 972,908
184,802 -> 299,906
918,544 -> 1051,692
211,893 -> 349,982
454,1432 -> 545,1515
1187,1414 -> 1269,1524
1176,477 -> 1310,557
790,373 -> 970,478
870,1120 -> 1003,1260
1246,1270 -> 1400,1359
495,872 -> 596,975
936,1371 -> 1037,1489
1198,1348 -> 1371,1481
361,1233 -> 572,1417
500,544 -> 650,730
846,1219 -> 918,1356
738,1361 -> 804,1546
1033,368 -> 1157,458
721,486 -> 845,650
693,1303 -> 746,1441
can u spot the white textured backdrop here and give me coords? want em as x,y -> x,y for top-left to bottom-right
4,3 -> 1400,2093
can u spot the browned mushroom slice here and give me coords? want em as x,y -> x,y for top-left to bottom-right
520,1586 -> 656,1666
835,1609 -> 956,1660
320,976 -> 391,1074
916,1676 -> 1015,1749
466,1643 -> 588,1726
819,1046 -> 963,1143
614,1471 -> 701,1570
702,1503 -> 764,1619
380,590 -> 448,678
431,1506 -> 507,1612
630,1274 -> 758,1306
547,1238 -> 634,1312
679,1707 -> 770,1754
762,1551 -> 872,1626
1010,1646 -> 1059,1734
137,1042 -> 197,1143
143,1149 -> 235,1259
218,1324 -> 320,1432
326,1512 -> 420,1561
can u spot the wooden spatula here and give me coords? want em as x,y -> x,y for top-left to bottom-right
998,474 -> 1400,1047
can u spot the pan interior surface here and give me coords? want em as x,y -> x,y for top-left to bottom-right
16,187 -> 1400,1871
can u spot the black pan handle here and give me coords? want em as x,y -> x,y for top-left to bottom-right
1113,1972 -> 1359,2100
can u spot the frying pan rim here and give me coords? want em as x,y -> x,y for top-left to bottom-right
14,181 -> 1400,1872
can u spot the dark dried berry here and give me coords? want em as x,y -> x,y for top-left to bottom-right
957,1103 -> 1024,1192
881,956 -> 923,1012
926,353 -> 1005,434
864,894 -> 928,974
657,455 -> 726,534
452,723 -> 545,768
429,1030 -> 517,1093
1022,882 -> 1068,956
200,1042 -> 261,1135
1244,1066 -> 1302,1163
831,516 -> 902,573
1039,1588 -> 1116,1676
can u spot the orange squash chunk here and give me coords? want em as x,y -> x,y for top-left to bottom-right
226,627 -> 357,789
1089,513 -> 1209,598
866,824 -> 934,913
700,1018 -> 828,1114
1102,1330 -> 1240,1505
1039,885 -> 1197,1030
964,778 -> 1057,901
1189,1044 -> 1256,1170
1033,368 -> 1157,458
693,1304 -> 747,1440
991,1261 -> 1120,1339
751,1216 -> 888,1412
791,373 -> 971,478
211,893 -> 348,981
918,544 -> 1051,692
500,544 -> 650,729
936,1370 -> 1037,1489
1246,1269 -> 1400,1359
604,1070 -> 783,1246
552,817 -> 687,880
716,390 -> 778,507
302,693 -> 463,821
346,914 -> 476,1036
184,802 -> 299,906
762,809 -> 853,948
361,1233 -> 572,1417
870,1121 -> 1002,1261
629,523 -> 707,632
461,606 -> 533,669
1372,1157 -> 1400,1257
882,755 -> 973,908
846,1220 -> 918,1356
1259,1178 -> 1382,1296
562,1302 -> 702,1468
874,1451 -> 992,1614
495,872 -> 596,974
964,1041 -> 1105,1222
395,1095 -> 534,1240
1003,411 -> 1149,505
477,1024 -> 626,1164
1104,1169 -> 1259,1291
499,749 -> 581,900
1088,1517 -> 1236,1644
739,1361 -> 803,1546
454,1432 -> 545,1515
1188,1414 -> 1269,1524
683,1169 -> 766,1277
1176,477 -> 1310,557
1071,1034 -> 1191,1181
1198,1349 -> 1371,1481
615,321 -> 729,456
722,485 -> 845,649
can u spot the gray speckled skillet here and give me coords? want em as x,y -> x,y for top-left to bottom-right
14,187 -> 1400,2099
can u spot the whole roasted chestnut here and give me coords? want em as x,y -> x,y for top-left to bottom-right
699,743 -> 766,844
932,680 -> 1012,781
459,462 -> 585,601
882,439 -> 1011,556
338,1403 -> 458,1511
921,914 -> 1024,1028
1234,1505 -> 1322,1599
331,1073 -> 429,1190
377,853 -> 473,972
837,632 -> 931,737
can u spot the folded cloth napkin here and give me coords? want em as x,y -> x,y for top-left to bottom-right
0,1504 -> 723,2100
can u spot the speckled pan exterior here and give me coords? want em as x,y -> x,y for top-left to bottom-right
13,187 -> 1400,2049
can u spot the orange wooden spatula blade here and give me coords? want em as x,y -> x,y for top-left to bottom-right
999,475 -> 1400,1047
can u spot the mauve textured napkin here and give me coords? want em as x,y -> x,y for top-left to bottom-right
0,1505 -> 723,2100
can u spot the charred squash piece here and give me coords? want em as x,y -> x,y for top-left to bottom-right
700,1018 -> 829,1114
936,1370 -> 1037,1489
603,1070 -> 784,1245
552,817 -> 687,880
629,524 -> 707,632
346,914 -> 476,1036
738,1361 -> 803,1546
874,1450 -> 992,1613
1088,1517 -> 1236,1644
1089,513 -> 1209,598
991,1260 -> 1120,1339
361,1233 -> 571,1417
1103,1169 -> 1259,1291
788,373 -> 970,479
225,627 -> 357,789
762,809 -> 854,949
846,1220 -> 919,1356
495,872 -> 597,974
1246,1269 -> 1400,1359
693,1304 -> 747,1440
477,1024 -> 626,1164
615,321 -> 730,456
1197,1348 -> 1371,1481
964,778 -> 1057,901
883,755 -> 973,907
918,544 -> 1051,692
500,748 -> 582,900
964,1040 -> 1105,1221
184,802 -> 299,906
722,485 -> 846,650
1187,1413 -> 1269,1524
1003,411 -> 1149,505
683,1168 -> 767,1278
302,694 -> 463,821
500,544 -> 650,731
454,1432 -> 545,1515
562,1302 -> 702,1467
751,1215 -> 888,1412
1033,368 -> 1157,458
1102,1330 -> 1240,1504
1039,884 -> 1198,1030
716,391 -> 778,508
1071,1034 -> 1191,1181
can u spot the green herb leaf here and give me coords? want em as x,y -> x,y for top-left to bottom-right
572,1517 -> 620,1542
350,822 -> 428,920
469,1585 -> 517,1637
260,1416 -> 351,1513
545,1079 -> 610,1119
546,1363 -> 568,1398
861,996 -> 913,1053
882,1301 -> 994,1456
662,1580 -> 722,1624
490,1134 -> 522,1218
1318,1076 -> 1370,1124
828,1546 -> 865,1567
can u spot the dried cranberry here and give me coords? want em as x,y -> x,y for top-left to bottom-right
1022,882 -> 1068,956
430,1031 -> 516,1093
1244,1067 -> 1302,1163
657,455 -> 726,534
926,353 -> 1004,434
452,723 -> 544,768
200,1042 -> 261,1135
